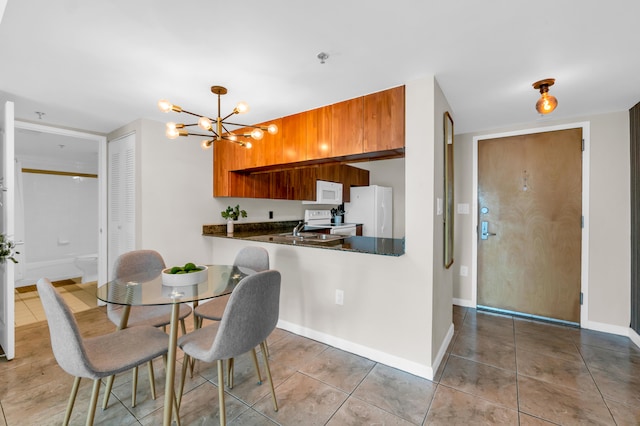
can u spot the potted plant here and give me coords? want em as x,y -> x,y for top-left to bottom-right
0,233 -> 19,264
221,205 -> 247,235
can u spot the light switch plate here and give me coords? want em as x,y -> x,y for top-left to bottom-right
437,198 -> 443,215
457,203 -> 470,214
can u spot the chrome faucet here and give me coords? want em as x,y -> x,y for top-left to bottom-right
293,221 -> 305,236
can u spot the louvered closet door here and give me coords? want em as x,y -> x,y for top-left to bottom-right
108,133 -> 136,280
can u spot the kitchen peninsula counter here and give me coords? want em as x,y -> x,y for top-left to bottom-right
202,221 -> 404,256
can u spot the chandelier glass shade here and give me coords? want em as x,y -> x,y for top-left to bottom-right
532,78 -> 558,115
158,85 -> 278,149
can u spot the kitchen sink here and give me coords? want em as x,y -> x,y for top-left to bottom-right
247,232 -> 346,244
275,232 -> 346,242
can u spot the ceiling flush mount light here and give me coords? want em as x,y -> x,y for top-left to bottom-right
158,85 -> 278,150
532,78 -> 558,114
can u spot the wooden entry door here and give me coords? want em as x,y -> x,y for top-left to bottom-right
477,128 -> 583,323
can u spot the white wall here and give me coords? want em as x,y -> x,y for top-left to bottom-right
18,155 -> 98,264
21,172 -> 98,262
453,111 -> 631,331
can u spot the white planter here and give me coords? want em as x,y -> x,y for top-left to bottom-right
227,219 -> 234,235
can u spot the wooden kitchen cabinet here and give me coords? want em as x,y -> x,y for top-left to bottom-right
306,106 -> 332,160
364,86 -> 405,152
331,97 -> 363,157
282,113 -> 307,163
241,118 -> 283,169
228,172 -> 271,198
341,165 -> 369,202
214,87 -> 403,198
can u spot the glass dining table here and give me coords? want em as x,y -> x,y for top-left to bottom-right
96,264 -> 254,426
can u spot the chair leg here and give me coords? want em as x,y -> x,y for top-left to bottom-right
250,348 -> 262,385
263,339 -> 270,358
148,360 -> 157,400
217,359 -> 226,426
64,376 -> 81,426
177,355 -> 189,409
227,358 -> 234,389
131,366 -> 138,407
260,341 -> 278,412
180,318 -> 187,335
102,375 -> 115,410
86,378 -> 101,426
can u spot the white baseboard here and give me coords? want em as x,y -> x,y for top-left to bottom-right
582,320 -> 631,337
431,323 -> 454,377
276,319 -> 434,380
452,298 -> 474,308
629,328 -> 640,349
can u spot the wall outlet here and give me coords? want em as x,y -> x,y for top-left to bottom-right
335,289 -> 344,305
436,198 -> 443,215
460,265 -> 468,277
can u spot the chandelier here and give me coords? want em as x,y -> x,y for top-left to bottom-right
158,85 -> 278,149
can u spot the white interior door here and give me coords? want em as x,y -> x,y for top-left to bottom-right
1,101 -> 15,360
107,133 -> 136,280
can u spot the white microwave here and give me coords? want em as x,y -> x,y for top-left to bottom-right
302,180 -> 343,205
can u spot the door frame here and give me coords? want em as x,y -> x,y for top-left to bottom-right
472,121 -> 590,327
13,121 -> 108,286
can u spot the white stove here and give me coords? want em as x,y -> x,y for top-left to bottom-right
304,210 -> 357,236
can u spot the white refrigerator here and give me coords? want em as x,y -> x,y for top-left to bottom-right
345,185 -> 393,238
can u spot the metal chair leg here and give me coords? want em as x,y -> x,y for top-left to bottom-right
250,348 -> 262,385
102,375 -> 115,410
131,366 -> 138,407
148,360 -> 157,400
86,379 -> 101,426
217,360 -> 226,426
261,341 -> 278,412
64,376 -> 81,426
177,355 -> 189,409
227,358 -> 234,389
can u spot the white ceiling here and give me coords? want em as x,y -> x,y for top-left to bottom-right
1,0 -> 640,146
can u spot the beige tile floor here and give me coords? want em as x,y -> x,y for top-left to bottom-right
14,279 -> 97,326
2,298 -> 640,425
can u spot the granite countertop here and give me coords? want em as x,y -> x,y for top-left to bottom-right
202,221 -> 405,256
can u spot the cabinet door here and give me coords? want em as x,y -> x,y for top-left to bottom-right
250,118 -> 283,168
364,86 -> 405,152
331,97 -> 363,157
213,139 -> 232,196
306,106 -> 332,160
341,165 -> 370,202
269,170 -> 289,199
289,167 -> 317,200
282,113 -> 307,163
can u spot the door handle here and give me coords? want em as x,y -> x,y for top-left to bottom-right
480,221 -> 497,240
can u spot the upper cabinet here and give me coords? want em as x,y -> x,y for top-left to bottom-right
282,113 -> 307,163
213,86 -> 405,197
331,97 -> 364,157
306,105 -> 332,160
364,86 -> 405,152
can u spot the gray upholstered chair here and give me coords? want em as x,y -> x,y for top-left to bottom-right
107,249 -> 192,331
193,246 -> 269,327
103,249 -> 192,409
192,246 -> 269,385
37,278 -> 169,426
177,270 -> 281,426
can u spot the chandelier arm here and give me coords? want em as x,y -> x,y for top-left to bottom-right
183,132 -> 217,138
220,111 -> 238,122
224,122 -> 266,130
176,108 -> 209,119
